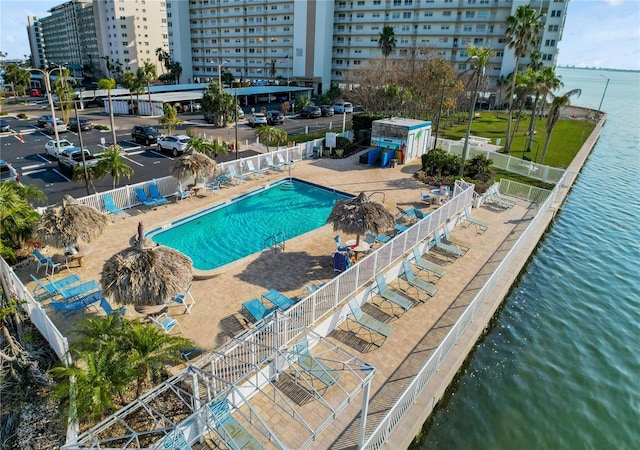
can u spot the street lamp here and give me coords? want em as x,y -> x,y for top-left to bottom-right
598,75 -> 610,111
218,59 -> 229,94
234,88 -> 239,160
30,66 -> 66,154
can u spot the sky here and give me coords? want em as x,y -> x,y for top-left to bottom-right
0,0 -> 638,71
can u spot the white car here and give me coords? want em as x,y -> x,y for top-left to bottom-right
247,113 -> 268,128
157,135 -> 190,156
333,102 -> 354,114
44,118 -> 68,134
44,139 -> 74,158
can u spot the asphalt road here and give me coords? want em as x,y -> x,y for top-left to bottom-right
0,102 -> 346,205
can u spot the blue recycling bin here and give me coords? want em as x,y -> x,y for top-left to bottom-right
367,147 -> 382,166
381,149 -> 396,168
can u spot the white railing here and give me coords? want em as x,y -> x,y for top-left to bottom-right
360,182 -> 558,449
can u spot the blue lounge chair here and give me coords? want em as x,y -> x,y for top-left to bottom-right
99,298 -> 127,316
170,284 -> 195,313
287,335 -> 339,395
148,184 -> 169,206
462,206 -> 489,234
264,154 -> 284,171
32,249 -> 62,275
415,209 -> 429,220
242,298 -> 276,322
443,227 -> 470,253
261,289 -> 295,310
31,273 -> 80,302
433,231 -> 464,260
148,312 -> 183,334
394,223 -> 409,233
49,290 -> 103,322
399,259 -> 439,301
134,187 -> 159,208
411,248 -> 446,282
334,235 -> 349,253
368,231 -> 391,244
346,299 -> 392,347
103,193 -> 126,218
58,280 -> 101,301
373,274 -> 414,317
226,165 -> 247,181
208,400 -> 264,450
396,206 -> 421,222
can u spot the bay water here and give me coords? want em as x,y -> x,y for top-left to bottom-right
414,68 -> 640,449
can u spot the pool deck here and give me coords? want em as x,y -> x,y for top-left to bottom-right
18,152 -> 551,448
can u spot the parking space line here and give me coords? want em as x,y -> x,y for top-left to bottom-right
36,154 -> 52,163
53,169 -> 71,182
149,150 -> 175,160
23,162 -> 47,170
23,168 -> 48,176
122,155 -> 144,167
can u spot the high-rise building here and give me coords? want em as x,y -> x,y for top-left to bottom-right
173,0 -> 569,97
27,16 -> 46,69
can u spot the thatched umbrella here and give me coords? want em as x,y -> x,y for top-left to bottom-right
326,191 -> 396,246
101,233 -> 193,314
33,195 -> 109,250
170,150 -> 219,182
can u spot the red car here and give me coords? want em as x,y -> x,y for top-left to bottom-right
30,88 -> 43,97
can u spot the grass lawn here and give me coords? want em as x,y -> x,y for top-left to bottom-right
440,112 -> 595,169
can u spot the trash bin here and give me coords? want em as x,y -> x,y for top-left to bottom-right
313,146 -> 320,159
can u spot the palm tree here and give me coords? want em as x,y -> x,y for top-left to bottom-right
169,61 -> 182,84
95,145 -> 134,189
538,66 -> 562,119
460,45 -> 493,176
540,89 -> 581,165
504,5 -> 543,153
119,71 -> 143,115
138,62 -> 157,116
97,77 -> 117,145
378,26 -> 397,59
255,125 -> 287,152
0,183 -> 45,259
155,47 -> 168,74
526,66 -> 561,152
158,104 -> 183,134
72,165 -> 101,194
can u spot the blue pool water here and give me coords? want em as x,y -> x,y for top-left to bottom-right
150,179 -> 351,271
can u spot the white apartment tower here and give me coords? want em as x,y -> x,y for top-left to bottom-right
173,0 -> 568,96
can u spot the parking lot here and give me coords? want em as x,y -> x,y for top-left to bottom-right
0,102 -> 351,205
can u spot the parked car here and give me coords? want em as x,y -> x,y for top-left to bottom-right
247,113 -> 268,128
44,118 -> 67,134
0,120 -> 10,132
57,147 -> 98,176
320,105 -> 334,117
157,135 -> 190,156
333,102 -> 354,113
300,105 -> 321,119
37,114 -> 54,127
68,117 -> 93,131
44,139 -> 74,158
0,160 -> 19,183
266,110 -> 285,125
131,125 -> 161,145
30,88 -> 43,97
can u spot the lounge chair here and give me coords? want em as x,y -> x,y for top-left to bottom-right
57,280 -> 101,301
49,290 -> 103,322
415,209 -> 429,220
242,298 -> 277,322
148,184 -> 169,206
368,231 -> 392,244
462,206 -> 489,234
442,227 -> 470,253
346,299 -> 392,347
208,399 -> 264,450
245,160 -> 265,176
287,334 -> 339,395
148,312 -> 183,334
264,154 -> 284,171
411,248 -> 446,282
134,187 -> 159,208
99,298 -> 127,316
433,231 -> 464,260
373,274 -> 414,317
261,289 -> 295,310
30,273 -> 80,302
394,223 -> 409,233
333,251 -> 351,272
32,249 -> 62,276
396,206 -> 421,222
103,193 -> 126,218
176,187 -> 191,201
170,283 -> 196,314
486,184 -> 516,209
334,235 -> 349,253
226,165 -> 247,181
419,189 -> 433,205
275,153 -> 293,166
399,259 -> 439,301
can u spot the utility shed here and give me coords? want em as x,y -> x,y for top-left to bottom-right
371,117 -> 431,163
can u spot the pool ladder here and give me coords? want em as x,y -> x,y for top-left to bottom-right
264,231 -> 286,253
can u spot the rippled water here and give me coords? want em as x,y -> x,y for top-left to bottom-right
416,68 -> 640,450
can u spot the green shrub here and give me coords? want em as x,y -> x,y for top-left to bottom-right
17,113 -> 28,119
94,124 -> 109,131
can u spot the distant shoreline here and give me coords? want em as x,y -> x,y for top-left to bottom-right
558,65 -> 639,73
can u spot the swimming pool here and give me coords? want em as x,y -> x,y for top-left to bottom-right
148,179 -> 351,272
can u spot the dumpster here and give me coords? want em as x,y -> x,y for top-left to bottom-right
381,149 -> 396,167
367,147 -> 382,165
313,146 -> 320,159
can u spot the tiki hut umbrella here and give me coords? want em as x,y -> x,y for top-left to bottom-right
170,150 -> 219,183
101,234 -> 193,314
326,191 -> 396,246
33,195 -> 109,250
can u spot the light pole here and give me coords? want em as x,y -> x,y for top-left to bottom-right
218,59 -> 229,94
234,88 -> 239,160
30,66 -> 66,154
598,75 -> 610,111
